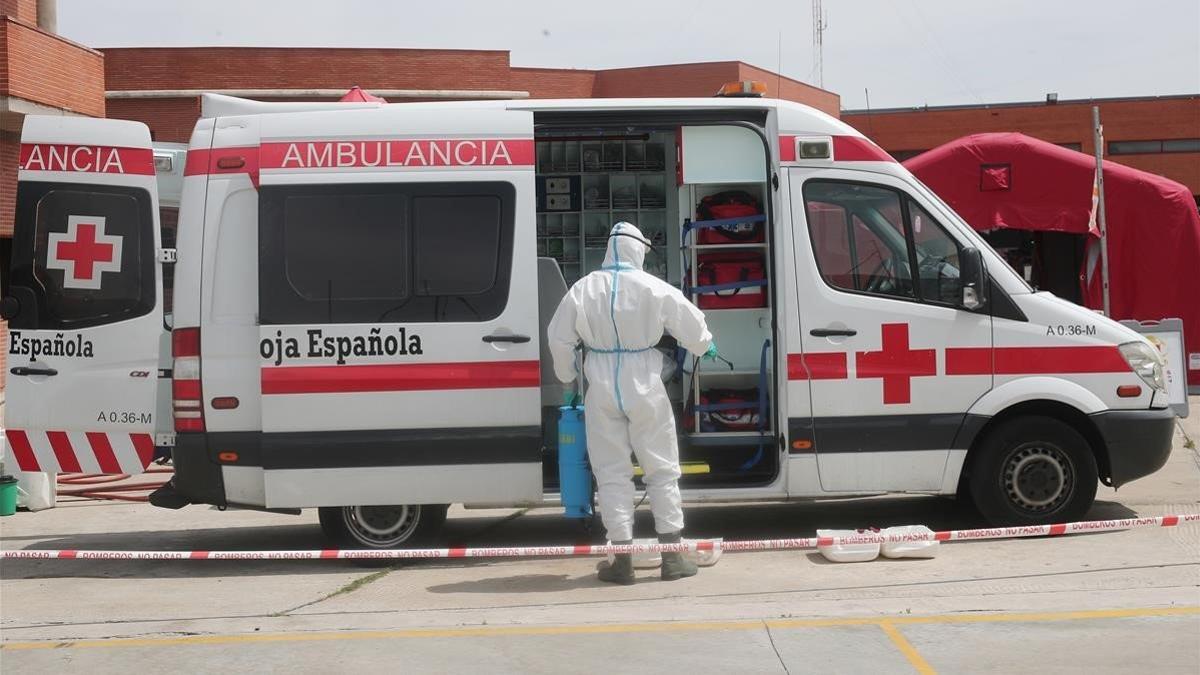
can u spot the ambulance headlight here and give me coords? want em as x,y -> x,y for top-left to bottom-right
1119,341 -> 1165,392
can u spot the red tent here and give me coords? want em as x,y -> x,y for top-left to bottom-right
339,86 -> 387,103
904,132 -> 1200,387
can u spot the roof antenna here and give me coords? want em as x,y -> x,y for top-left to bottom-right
777,31 -> 783,98
864,87 -> 875,137
812,0 -> 828,88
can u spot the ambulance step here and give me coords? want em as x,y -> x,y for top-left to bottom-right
683,432 -> 774,447
634,462 -> 710,476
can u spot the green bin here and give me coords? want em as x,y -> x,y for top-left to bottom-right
0,475 -> 18,516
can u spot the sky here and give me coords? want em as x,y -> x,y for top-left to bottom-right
57,0 -> 1200,110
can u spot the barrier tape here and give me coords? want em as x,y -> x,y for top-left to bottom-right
3,514 -> 1197,561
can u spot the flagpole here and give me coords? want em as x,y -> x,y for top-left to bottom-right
1092,106 -> 1111,316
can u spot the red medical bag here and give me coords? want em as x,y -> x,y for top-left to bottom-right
687,389 -> 764,432
696,190 -> 764,244
694,251 -> 767,309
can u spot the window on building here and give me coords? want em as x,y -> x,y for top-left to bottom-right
1163,139 -> 1200,153
804,180 -> 966,307
889,149 -> 928,162
1055,142 -> 1083,152
1109,140 -> 1163,155
259,182 -> 515,325
1109,138 -> 1200,155
10,182 -> 156,330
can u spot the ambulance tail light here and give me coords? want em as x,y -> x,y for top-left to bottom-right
1118,341 -> 1165,392
172,327 -> 205,432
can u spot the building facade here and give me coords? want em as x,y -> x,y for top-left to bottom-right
842,95 -> 1200,200
101,47 -> 841,143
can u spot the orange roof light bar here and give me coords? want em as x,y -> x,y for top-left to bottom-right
715,80 -> 768,98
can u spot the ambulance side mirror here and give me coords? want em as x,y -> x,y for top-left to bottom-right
0,296 -> 19,321
959,247 -> 987,311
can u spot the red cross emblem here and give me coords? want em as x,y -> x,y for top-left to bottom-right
47,216 -> 122,290
856,323 -> 937,404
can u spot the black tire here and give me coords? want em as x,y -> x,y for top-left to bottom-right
318,504 -> 448,549
969,416 -> 1098,526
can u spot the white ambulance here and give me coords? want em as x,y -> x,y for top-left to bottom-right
3,85 -> 1176,548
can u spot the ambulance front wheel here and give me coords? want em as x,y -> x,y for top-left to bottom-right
968,416 -> 1099,526
319,504 -> 448,549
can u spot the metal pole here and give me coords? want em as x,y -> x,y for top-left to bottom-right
1092,106 -> 1111,316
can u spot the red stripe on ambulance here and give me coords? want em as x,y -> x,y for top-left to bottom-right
3,429 -> 156,474
786,352 -> 848,380
258,138 -> 535,170
945,345 -> 1129,375
789,344 -> 1132,382
47,431 -> 83,474
261,359 -> 541,395
19,143 -> 155,175
86,432 -> 122,474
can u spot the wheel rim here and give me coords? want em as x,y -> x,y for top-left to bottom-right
1002,443 -> 1074,514
342,505 -> 422,548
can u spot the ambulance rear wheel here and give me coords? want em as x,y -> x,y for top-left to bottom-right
319,504 -> 448,549
969,416 -> 1098,526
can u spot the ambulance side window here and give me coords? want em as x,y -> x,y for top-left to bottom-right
907,199 -> 964,306
804,181 -> 914,300
10,181 -> 156,330
259,182 -> 514,325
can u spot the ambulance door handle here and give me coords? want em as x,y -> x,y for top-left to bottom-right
11,366 -> 58,377
810,328 -> 857,338
482,333 -> 531,344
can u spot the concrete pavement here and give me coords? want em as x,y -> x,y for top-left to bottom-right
1,401 -> 1197,673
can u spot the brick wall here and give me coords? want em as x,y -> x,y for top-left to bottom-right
842,96 -> 1200,193
738,63 -> 840,117
1,17 -> 105,116
511,67 -> 595,99
593,62 -> 744,99
0,0 -> 37,24
103,47 -> 515,92
1,129 -> 16,237
106,97 -> 200,143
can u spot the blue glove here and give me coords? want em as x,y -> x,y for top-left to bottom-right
702,340 -> 720,361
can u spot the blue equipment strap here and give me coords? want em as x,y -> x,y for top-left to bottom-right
690,279 -> 769,294
682,214 -> 767,243
694,401 -> 757,413
738,338 -> 772,472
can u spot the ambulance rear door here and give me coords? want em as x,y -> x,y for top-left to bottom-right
254,106 -> 543,508
3,117 -> 165,475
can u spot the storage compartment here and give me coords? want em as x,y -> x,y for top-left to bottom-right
675,158 -> 775,487
535,118 -> 776,489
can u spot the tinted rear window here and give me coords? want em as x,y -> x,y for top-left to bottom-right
10,181 -> 156,330
259,182 -> 515,325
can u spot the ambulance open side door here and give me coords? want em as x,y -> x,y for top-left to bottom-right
251,107 -> 543,509
3,117 -> 166,475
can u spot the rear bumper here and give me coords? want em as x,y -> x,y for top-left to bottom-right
1090,407 -> 1176,488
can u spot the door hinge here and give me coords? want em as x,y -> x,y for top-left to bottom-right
772,172 -> 779,190
157,248 -> 177,264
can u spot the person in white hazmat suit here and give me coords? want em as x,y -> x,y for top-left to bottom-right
548,222 -> 718,584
